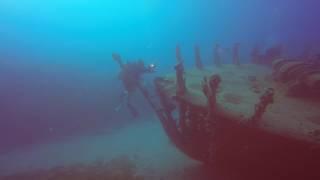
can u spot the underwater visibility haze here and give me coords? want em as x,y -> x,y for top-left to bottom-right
0,0 -> 320,179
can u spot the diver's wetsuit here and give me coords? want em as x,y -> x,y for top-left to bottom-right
117,60 -> 153,118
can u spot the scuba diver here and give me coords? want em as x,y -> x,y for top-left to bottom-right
112,52 -> 156,118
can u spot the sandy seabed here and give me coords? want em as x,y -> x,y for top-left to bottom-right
0,119 -> 217,180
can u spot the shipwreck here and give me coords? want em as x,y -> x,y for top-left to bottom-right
139,45 -> 320,179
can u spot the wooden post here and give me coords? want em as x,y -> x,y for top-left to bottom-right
214,43 -> 221,66
232,43 -> 240,65
194,45 -> 203,70
249,88 -> 274,126
251,45 -> 261,64
176,45 -> 183,64
203,74 -> 221,111
175,45 -> 186,96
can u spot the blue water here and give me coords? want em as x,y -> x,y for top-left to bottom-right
0,0 -> 319,178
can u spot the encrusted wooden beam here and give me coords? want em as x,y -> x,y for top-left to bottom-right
214,44 -> 221,66
175,45 -> 186,96
250,88 -> 274,125
194,45 -> 204,70
203,74 -> 221,111
175,45 -> 183,64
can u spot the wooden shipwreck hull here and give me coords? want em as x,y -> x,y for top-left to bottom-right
151,48 -> 320,179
